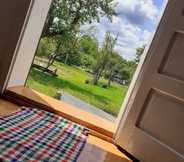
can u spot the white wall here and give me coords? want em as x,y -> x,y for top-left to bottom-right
0,0 -> 32,92
7,0 -> 52,88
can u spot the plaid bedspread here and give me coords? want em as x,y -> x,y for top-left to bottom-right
0,107 -> 89,162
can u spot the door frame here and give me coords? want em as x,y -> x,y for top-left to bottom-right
1,0 -> 174,142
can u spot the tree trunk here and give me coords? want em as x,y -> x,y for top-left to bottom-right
108,66 -> 116,86
64,53 -> 69,65
108,77 -> 111,86
45,54 -> 56,69
93,67 -> 103,85
45,41 -> 62,68
93,73 -> 101,85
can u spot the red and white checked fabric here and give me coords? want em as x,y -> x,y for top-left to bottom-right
0,107 -> 89,162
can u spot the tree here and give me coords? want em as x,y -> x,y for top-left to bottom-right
134,44 -> 146,64
79,35 -> 98,56
92,31 -> 118,85
45,25 -> 98,68
122,60 -> 137,84
78,35 -> 98,68
41,0 -> 119,38
39,0 -> 119,68
106,52 -> 123,86
36,37 -> 55,58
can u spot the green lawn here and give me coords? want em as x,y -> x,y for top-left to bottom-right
26,58 -> 128,116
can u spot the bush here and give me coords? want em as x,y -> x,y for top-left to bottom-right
85,80 -> 89,84
36,38 -> 55,58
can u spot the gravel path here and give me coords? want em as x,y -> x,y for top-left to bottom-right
60,92 -> 116,122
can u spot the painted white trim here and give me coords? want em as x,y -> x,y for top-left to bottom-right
7,0 -> 52,88
4,0 -> 35,91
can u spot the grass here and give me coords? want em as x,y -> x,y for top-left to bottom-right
26,57 -> 128,117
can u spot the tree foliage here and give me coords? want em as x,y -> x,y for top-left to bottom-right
92,31 -> 118,85
134,44 -> 146,64
44,25 -> 98,68
36,33 -> 139,85
78,35 -> 98,68
42,0 -> 119,38
36,38 -> 55,58
37,0 -> 120,69
121,60 -> 137,84
106,52 -> 123,86
79,35 -> 98,56
35,0 -> 144,86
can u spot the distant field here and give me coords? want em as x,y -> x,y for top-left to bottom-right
26,57 -> 128,116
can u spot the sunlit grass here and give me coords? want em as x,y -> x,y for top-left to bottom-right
26,58 -> 128,116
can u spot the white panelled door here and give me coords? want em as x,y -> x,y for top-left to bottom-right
115,0 -> 184,161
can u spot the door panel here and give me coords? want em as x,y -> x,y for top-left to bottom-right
115,0 -> 184,161
159,33 -> 184,81
126,129 -> 183,162
137,90 -> 184,155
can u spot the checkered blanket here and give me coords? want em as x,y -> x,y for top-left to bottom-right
0,107 -> 89,162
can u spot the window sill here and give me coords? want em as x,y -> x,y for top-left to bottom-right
4,86 -> 116,142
